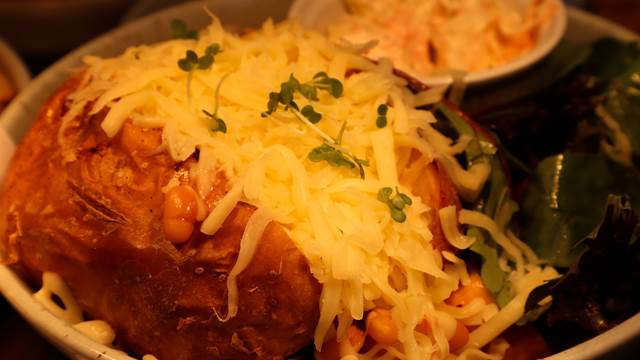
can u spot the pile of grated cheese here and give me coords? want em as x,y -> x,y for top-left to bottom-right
60,18 -> 557,360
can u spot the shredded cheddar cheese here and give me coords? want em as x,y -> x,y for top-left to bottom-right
57,18 -> 557,360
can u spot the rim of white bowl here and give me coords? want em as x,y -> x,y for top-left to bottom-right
0,266 -> 135,360
566,6 -> 638,42
0,37 -> 31,92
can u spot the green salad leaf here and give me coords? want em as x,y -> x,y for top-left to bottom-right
526,195 -> 640,351
473,38 -> 640,350
521,153 -> 640,268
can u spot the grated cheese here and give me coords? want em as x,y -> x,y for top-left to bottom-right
215,207 -> 274,321
56,18 -> 556,360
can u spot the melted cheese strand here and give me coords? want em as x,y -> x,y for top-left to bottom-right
439,205 -> 476,249
201,178 -> 244,235
215,207 -> 274,321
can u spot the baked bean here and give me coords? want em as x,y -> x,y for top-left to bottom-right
366,308 -> 398,345
447,273 -> 495,307
163,185 -> 198,244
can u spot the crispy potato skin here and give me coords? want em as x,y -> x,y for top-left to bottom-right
0,75 -> 462,359
401,151 -> 461,253
0,77 -> 321,359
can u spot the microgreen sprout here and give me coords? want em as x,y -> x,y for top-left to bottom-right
377,186 -> 413,223
202,110 -> 227,133
309,71 -> 344,98
261,72 -> 342,122
376,104 -> 389,128
171,19 -> 198,40
177,43 -> 222,102
301,105 -> 322,124
308,122 -> 369,179
201,72 -> 231,134
262,72 -> 368,178
177,44 -> 221,72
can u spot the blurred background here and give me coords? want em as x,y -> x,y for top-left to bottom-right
0,0 -> 639,359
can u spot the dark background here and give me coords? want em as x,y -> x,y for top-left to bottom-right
0,0 -> 639,359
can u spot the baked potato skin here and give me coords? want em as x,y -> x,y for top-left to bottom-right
0,73 -> 463,358
0,76 -> 321,360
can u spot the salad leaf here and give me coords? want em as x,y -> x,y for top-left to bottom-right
471,37 -> 640,348
521,153 -> 640,267
595,40 -> 640,167
527,195 -> 640,351
474,39 -> 640,176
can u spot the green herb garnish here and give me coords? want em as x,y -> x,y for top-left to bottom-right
262,73 -> 368,178
301,105 -> 322,124
308,122 -> 369,179
261,72 -> 342,120
177,44 -> 222,101
308,143 -> 369,178
202,110 -> 227,133
201,72 -> 231,134
171,19 -> 198,40
377,186 -> 413,223
177,44 -> 221,72
310,71 -> 343,98
376,104 -> 389,128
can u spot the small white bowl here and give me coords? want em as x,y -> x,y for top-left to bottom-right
289,0 -> 567,87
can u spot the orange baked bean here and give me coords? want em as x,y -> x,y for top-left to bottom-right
366,308 -> 398,345
163,185 -> 198,244
447,273 -> 495,307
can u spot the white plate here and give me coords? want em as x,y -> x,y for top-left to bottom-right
288,0 -> 567,87
0,2 -> 638,360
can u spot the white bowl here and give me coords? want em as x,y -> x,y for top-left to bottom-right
0,2 -> 638,360
0,37 -> 30,93
0,36 -> 29,179
289,0 -> 567,87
